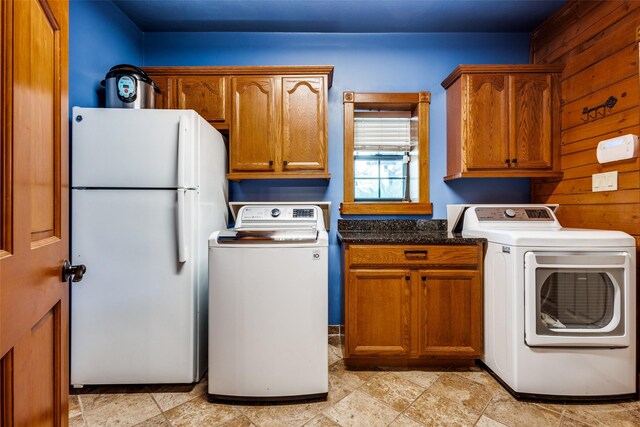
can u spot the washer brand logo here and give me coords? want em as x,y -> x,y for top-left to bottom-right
312,250 -> 320,260
502,246 -> 511,254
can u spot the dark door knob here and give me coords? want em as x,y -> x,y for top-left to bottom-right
62,259 -> 86,283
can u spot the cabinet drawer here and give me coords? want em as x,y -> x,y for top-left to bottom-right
349,245 -> 480,267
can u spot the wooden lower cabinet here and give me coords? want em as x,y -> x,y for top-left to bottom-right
418,270 -> 482,357
347,269 -> 412,357
344,243 -> 483,367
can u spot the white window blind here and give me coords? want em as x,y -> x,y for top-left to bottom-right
354,117 -> 412,152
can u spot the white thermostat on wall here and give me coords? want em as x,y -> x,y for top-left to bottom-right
596,134 -> 638,164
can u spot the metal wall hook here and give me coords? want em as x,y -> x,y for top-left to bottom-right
582,96 -> 617,122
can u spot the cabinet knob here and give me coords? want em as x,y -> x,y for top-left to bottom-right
421,275 -> 427,281
283,160 -> 288,166
405,275 -> 410,281
511,158 -> 518,164
504,159 -> 511,165
268,160 -> 273,167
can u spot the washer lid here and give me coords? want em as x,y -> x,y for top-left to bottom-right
216,227 -> 318,243
463,227 -> 636,247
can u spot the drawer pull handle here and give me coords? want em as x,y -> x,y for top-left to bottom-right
404,250 -> 428,259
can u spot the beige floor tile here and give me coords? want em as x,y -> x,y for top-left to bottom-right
164,395 -> 242,426
359,372 -> 425,411
423,373 -> 495,414
69,414 -> 86,427
241,400 -> 329,427
304,413 -> 341,426
388,414 -> 425,426
133,414 -> 171,426
475,415 -> 509,427
562,402 -> 640,427
329,360 -> 378,387
558,416 -> 593,427
323,390 -> 400,427
533,401 -> 565,415
149,379 -> 208,412
482,389 -> 562,427
328,344 -> 343,366
220,414 -> 256,426
391,369 -> 442,389
404,391 -> 480,426
450,370 -> 502,393
403,373 -> 494,426
80,393 -> 161,427
69,394 -> 82,418
328,335 -> 342,348
328,373 -> 359,405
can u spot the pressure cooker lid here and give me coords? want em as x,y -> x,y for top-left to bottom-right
105,64 -> 156,87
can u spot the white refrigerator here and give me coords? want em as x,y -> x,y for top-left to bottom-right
70,107 -> 228,386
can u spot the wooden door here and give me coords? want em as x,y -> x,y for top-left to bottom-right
177,76 -> 227,123
345,269 -> 412,357
1,0 -> 69,425
418,270 -> 482,357
230,76 -> 277,172
508,73 -> 553,169
281,77 -> 326,171
464,74 -> 510,170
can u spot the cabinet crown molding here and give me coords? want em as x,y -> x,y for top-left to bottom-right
142,65 -> 334,87
441,64 -> 564,89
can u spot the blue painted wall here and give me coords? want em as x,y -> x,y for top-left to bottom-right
143,32 -> 531,324
69,0 -> 143,111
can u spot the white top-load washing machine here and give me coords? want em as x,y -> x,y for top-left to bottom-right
208,204 -> 328,402
448,204 -> 636,401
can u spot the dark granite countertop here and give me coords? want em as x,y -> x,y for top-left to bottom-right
337,219 -> 486,245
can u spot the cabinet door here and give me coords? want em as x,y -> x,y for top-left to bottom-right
148,75 -> 174,109
418,270 -> 482,357
177,76 -> 226,123
281,77 -> 326,171
230,76 -> 277,172
346,269 -> 412,357
509,74 -> 553,169
465,74 -> 509,169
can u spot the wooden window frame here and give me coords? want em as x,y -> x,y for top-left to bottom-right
341,92 -> 433,215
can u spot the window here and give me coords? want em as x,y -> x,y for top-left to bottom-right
341,92 -> 432,215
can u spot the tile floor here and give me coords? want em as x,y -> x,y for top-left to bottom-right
70,336 -> 640,427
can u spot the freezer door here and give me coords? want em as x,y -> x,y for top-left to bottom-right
71,188 -> 199,385
72,107 -> 197,188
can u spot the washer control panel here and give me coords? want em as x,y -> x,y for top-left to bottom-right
241,206 -> 317,221
475,207 -> 553,221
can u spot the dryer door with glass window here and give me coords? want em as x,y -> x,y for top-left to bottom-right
524,251 -> 631,347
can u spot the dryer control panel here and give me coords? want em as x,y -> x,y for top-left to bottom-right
475,207 -> 554,221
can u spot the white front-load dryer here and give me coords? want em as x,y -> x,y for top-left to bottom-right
452,204 -> 636,401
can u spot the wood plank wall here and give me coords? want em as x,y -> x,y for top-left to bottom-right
530,1 -> 640,248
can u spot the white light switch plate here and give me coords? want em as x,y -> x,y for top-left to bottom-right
592,171 -> 618,192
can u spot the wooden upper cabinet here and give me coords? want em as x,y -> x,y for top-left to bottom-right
281,77 -> 327,171
442,65 -> 563,180
466,74 -> 509,170
143,66 -> 333,180
177,76 -> 227,123
509,73 -> 553,169
151,76 -> 173,110
230,76 -> 277,172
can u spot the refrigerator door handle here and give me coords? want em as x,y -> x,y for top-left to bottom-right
177,189 -> 188,263
177,115 -> 187,189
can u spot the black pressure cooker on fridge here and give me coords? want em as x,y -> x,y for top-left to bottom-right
101,64 -> 160,109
